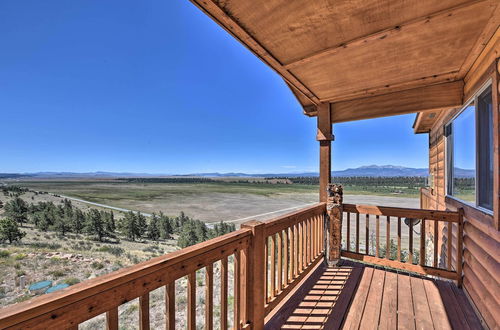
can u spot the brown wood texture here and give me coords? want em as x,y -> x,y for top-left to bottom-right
187,273 -> 196,330
317,103 -> 331,202
139,294 -> 150,330
267,260 -> 480,329
106,307 -> 118,330
205,264 -> 214,330
221,257 -> 228,330
423,49 -> 500,326
190,0 -> 498,111
330,81 -> 464,123
165,283 -> 175,330
0,229 -> 251,329
342,203 -> 460,221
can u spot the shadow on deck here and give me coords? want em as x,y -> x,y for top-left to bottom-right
265,259 -> 482,329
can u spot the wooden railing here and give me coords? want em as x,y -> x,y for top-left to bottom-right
0,229 -> 252,330
341,203 -> 463,285
263,203 -> 326,315
0,203 -> 327,330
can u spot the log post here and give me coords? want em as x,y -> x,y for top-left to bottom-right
317,103 -> 333,203
326,184 -> 343,266
240,220 -> 265,330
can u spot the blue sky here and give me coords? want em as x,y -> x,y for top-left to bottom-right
0,0 -> 428,174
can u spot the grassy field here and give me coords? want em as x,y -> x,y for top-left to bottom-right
6,179 -> 423,223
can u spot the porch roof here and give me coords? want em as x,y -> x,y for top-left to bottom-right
190,0 -> 499,121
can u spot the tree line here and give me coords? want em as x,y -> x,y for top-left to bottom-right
0,197 -> 235,247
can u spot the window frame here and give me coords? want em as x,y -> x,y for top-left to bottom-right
445,79 -> 493,215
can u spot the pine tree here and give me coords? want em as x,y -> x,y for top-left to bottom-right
178,223 -> 198,248
159,212 -> 173,239
4,197 -> 28,225
0,217 -> 26,244
119,212 -> 140,241
85,209 -> 106,241
136,212 -> 147,238
147,214 -> 161,241
72,209 -> 85,234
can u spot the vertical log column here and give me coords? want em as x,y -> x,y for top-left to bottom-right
317,103 -> 333,203
326,184 -> 343,266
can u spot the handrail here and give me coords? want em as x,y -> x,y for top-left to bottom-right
0,228 -> 252,329
341,203 -> 463,285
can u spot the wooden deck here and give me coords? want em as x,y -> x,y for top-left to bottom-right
265,260 -> 482,330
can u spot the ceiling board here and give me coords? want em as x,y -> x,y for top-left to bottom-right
290,0 -> 493,100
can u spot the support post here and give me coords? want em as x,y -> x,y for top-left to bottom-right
326,184 -> 343,266
241,220 -> 265,330
317,103 -> 333,202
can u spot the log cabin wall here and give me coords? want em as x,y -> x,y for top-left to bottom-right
422,48 -> 499,328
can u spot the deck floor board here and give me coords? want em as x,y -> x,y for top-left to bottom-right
265,260 -> 481,330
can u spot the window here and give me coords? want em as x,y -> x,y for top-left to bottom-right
446,84 -> 493,211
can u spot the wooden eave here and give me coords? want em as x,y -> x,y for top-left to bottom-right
189,0 -> 499,122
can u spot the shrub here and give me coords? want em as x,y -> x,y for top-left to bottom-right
0,250 -> 10,258
63,277 -> 80,286
49,270 -> 66,278
96,246 -> 124,257
91,262 -> 104,270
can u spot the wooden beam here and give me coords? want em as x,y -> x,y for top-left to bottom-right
317,103 -> 332,202
189,0 -> 320,105
330,81 -> 464,123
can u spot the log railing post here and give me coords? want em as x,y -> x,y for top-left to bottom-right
317,103 -> 333,203
241,220 -> 265,330
326,184 -> 343,266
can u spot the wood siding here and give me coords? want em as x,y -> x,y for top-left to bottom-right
423,58 -> 499,328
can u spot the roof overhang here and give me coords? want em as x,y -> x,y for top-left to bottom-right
190,0 -> 499,123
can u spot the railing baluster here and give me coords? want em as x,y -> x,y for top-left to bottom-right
312,216 -> 316,257
355,213 -> 360,253
139,293 -> 150,330
233,253 -> 240,330
433,220 -> 438,268
305,219 -> 310,265
205,264 -> 213,330
265,237 -> 269,303
290,225 -> 295,281
283,229 -> 288,286
188,273 -> 196,330
298,222 -> 303,272
221,257 -> 228,330
270,234 -> 276,297
397,217 -> 401,262
420,219 -> 426,266
365,214 -> 370,255
447,222 -> 452,270
277,231 -> 283,291
347,212 -> 351,251
386,216 -> 390,259
166,282 -> 175,330
409,219 -> 414,264
106,307 -> 118,330
376,215 -> 380,258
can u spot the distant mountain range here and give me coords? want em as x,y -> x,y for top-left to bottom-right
0,165 -> 476,179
